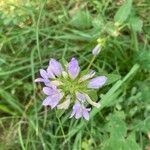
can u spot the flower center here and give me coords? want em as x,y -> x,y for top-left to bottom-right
58,77 -> 86,95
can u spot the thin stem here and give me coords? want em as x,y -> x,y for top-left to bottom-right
87,55 -> 96,70
36,0 -> 47,65
43,106 -> 47,128
55,111 -> 66,140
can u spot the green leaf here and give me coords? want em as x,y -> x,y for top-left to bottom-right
126,133 -> 142,150
130,17 -> 143,32
56,109 -> 66,118
0,89 -> 23,114
134,50 -> 150,70
114,0 -> 132,24
0,104 -> 15,115
102,114 -> 141,150
87,90 -> 98,101
106,73 -> 121,85
70,10 -> 92,29
107,114 -> 127,138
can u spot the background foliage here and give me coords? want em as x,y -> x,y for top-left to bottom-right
0,0 -> 150,149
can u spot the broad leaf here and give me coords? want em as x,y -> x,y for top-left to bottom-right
114,0 -> 132,24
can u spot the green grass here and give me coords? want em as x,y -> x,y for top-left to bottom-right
0,0 -> 150,149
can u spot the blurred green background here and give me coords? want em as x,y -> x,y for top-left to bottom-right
0,0 -> 150,149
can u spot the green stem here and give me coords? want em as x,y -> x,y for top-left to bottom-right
87,55 -> 96,70
55,111 -> 66,140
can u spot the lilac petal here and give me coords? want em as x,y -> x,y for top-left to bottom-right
75,92 -> 86,102
50,92 -> 64,109
75,109 -> 82,119
79,70 -> 95,82
47,66 -> 55,79
35,78 -> 50,86
70,102 -> 91,120
70,102 -> 80,118
68,58 -> 80,80
42,89 -> 64,108
40,69 -> 48,79
43,86 -> 56,95
74,103 -> 82,119
92,44 -> 101,56
49,59 -> 63,76
82,108 -> 90,120
42,96 -> 51,106
87,76 -> 107,89
42,96 -> 59,108
44,81 -> 51,87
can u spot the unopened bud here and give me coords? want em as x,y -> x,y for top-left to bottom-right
92,44 -> 101,56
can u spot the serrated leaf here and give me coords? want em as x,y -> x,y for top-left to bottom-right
114,0 -> 132,24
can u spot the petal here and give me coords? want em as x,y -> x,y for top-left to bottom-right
82,109 -> 90,120
35,78 -> 50,86
74,102 -> 82,119
50,92 -> 64,109
87,76 -> 107,89
44,81 -> 51,87
43,87 -> 56,95
75,92 -> 86,102
49,59 -> 63,76
40,69 -> 48,79
47,66 -> 55,79
85,94 -> 101,108
42,96 -> 52,106
70,102 -> 80,118
68,58 -> 80,80
34,78 -> 45,82
75,108 -> 82,119
42,90 -> 64,108
79,70 -> 95,82
92,44 -> 101,56
57,95 -> 70,109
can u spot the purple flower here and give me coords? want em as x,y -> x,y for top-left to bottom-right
68,58 -> 80,80
42,87 -> 64,109
35,57 -> 107,120
88,76 -> 107,89
70,102 -> 91,120
49,59 -> 63,77
92,44 -> 101,56
34,69 -> 51,86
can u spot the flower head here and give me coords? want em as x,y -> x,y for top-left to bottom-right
35,57 -> 107,120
